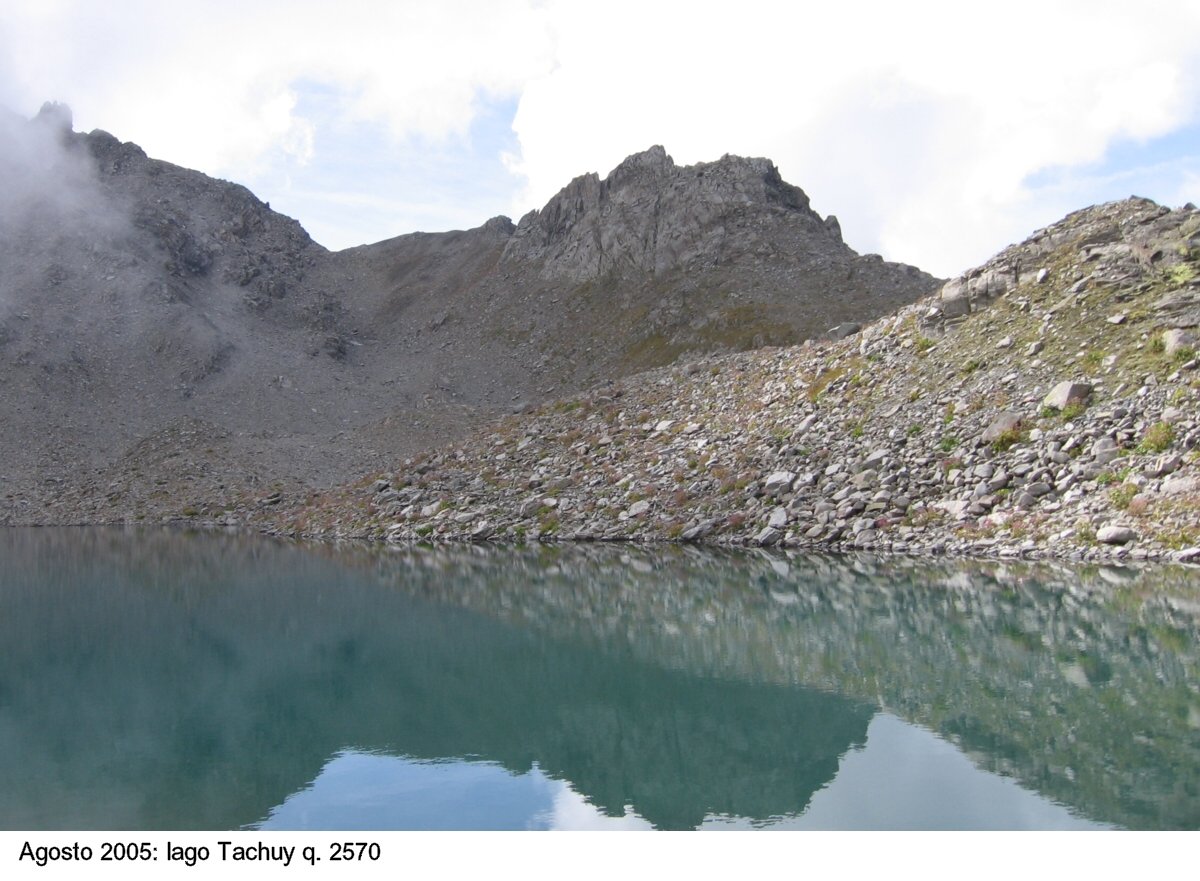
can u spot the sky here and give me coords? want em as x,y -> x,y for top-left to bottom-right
2,0 -> 1198,277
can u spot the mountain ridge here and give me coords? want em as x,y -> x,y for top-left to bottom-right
0,104 -> 937,523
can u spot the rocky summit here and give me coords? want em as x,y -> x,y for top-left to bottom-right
247,197 -> 1200,564
0,106 -> 936,524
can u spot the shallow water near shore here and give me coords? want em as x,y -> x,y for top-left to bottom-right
1,527 -> 1197,830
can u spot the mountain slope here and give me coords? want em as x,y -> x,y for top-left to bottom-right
0,106 -> 936,523
252,197 -> 1200,562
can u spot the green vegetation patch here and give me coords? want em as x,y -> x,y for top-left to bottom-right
1137,422 -> 1175,454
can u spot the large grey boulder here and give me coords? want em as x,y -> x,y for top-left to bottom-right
1162,328 -> 1196,357
981,411 -> 1024,444
1097,525 -> 1136,545
940,279 -> 971,317
763,471 -> 796,496
1042,381 -> 1092,410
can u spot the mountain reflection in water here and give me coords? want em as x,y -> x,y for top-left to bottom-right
0,529 -> 1196,830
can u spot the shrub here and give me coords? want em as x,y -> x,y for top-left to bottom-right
1060,400 -> 1087,421
1109,484 -> 1137,510
1166,263 -> 1197,286
1138,422 -> 1175,454
990,427 -> 1025,453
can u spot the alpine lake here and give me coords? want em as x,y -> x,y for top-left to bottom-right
1,527 -> 1197,830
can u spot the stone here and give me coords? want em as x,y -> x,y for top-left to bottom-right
1162,476 -> 1200,496
1042,381 -> 1092,410
940,279 -> 970,317
518,497 -> 544,517
626,500 -> 651,517
754,526 -> 782,545
1146,454 -> 1181,478
981,411 -> 1024,444
1162,328 -> 1196,357
851,469 -> 878,489
768,507 -> 788,529
935,500 -> 970,518
828,322 -> 861,340
763,471 -> 796,496
1097,525 -> 1136,545
1091,437 -> 1119,465
864,449 -> 889,467
680,519 -> 719,541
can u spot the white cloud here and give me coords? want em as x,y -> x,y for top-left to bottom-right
508,0 -> 1200,275
1,0 -> 555,176
2,0 -> 1198,272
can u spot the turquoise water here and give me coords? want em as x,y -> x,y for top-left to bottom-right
1,528 -> 1196,830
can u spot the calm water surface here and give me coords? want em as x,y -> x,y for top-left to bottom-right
1,528 -> 1197,830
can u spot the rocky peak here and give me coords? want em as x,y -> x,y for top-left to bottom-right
480,215 -> 517,237
33,101 -> 73,137
502,146 -> 840,280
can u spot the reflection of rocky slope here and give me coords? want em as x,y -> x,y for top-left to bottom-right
0,106 -> 935,524
349,543 -> 1200,830
3,529 -> 1195,829
0,528 -> 871,830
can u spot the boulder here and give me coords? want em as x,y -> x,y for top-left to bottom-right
981,411 -> 1024,444
763,471 -> 796,496
754,526 -> 782,546
1097,525 -> 1136,545
1162,328 -> 1196,357
1162,476 -> 1200,496
828,322 -> 861,340
940,279 -> 970,317
1091,436 -> 1119,465
1042,381 -> 1092,410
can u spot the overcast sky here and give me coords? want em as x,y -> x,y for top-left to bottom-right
3,0 -> 1198,276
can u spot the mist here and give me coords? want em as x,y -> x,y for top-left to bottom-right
0,102 -> 132,318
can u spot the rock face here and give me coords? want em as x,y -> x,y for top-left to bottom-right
504,146 -> 831,279
0,110 -> 938,521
